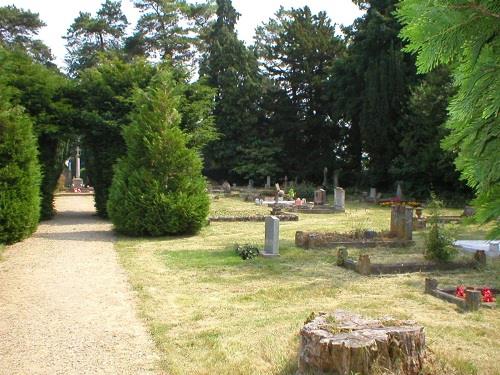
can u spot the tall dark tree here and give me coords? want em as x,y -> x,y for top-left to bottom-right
390,68 -> 471,201
255,6 -> 345,181
65,0 -> 128,75
0,5 -> 53,64
72,57 -> 156,216
0,48 -> 71,219
335,0 -> 418,188
201,0 -> 273,181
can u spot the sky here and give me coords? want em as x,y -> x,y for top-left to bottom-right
0,0 -> 364,68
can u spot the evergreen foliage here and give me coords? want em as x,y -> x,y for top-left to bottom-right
65,0 -> 128,75
130,0 -> 214,69
74,56 -> 156,217
0,5 -> 53,64
390,68 -> 471,202
397,0 -> 500,237
255,6 -> 345,181
201,0 -> 271,181
335,0 -> 418,188
424,193 -> 456,262
0,48 -> 71,219
107,70 -> 209,236
0,93 -> 41,244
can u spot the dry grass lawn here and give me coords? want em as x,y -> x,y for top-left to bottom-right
116,195 -> 499,375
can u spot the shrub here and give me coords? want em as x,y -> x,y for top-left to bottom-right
234,243 -> 260,260
0,97 -> 41,244
424,193 -> 456,262
294,182 -> 317,200
107,70 -> 209,236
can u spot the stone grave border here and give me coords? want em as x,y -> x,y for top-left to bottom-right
336,248 -> 487,276
424,278 -> 497,311
209,214 -> 298,223
285,206 -> 344,214
295,231 -> 414,249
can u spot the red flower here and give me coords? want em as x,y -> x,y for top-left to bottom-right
455,285 -> 466,299
481,288 -> 496,303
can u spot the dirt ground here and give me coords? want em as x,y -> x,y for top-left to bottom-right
0,195 -> 158,374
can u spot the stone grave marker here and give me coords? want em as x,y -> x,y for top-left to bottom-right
265,176 -> 271,188
248,179 -> 254,189
284,175 -> 288,190
314,188 -> 327,205
263,216 -> 279,257
322,167 -> 328,187
221,181 -> 231,194
390,205 -> 413,240
368,187 -> 376,202
396,182 -> 403,199
334,187 -> 345,212
333,170 -> 339,189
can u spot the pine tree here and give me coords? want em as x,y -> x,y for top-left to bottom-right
107,69 -> 209,236
0,93 -> 41,244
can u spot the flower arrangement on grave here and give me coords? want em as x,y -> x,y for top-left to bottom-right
455,286 -> 496,302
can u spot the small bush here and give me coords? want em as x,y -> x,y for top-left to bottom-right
0,98 -> 41,244
424,193 -> 456,262
294,182 -> 316,200
234,243 -> 259,260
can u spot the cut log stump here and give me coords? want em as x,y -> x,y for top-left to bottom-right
298,311 -> 425,375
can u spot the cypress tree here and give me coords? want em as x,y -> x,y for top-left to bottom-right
0,94 -> 41,244
107,70 -> 209,236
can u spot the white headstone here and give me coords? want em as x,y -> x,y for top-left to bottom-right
369,188 -> 376,199
396,183 -> 403,199
334,187 -> 345,212
264,216 -> 280,257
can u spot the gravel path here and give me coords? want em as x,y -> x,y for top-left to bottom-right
0,195 -> 158,375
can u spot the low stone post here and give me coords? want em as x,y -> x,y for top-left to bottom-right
263,216 -> 280,257
465,290 -> 481,311
336,247 -> 348,266
424,278 -> 438,294
334,187 -> 345,212
357,254 -> 371,275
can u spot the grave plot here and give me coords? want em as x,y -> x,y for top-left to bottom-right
208,193 -> 299,222
298,310 -> 425,375
336,248 -> 487,276
424,278 -> 497,311
296,205 -> 414,249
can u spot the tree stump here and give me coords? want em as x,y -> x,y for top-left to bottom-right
298,311 -> 425,375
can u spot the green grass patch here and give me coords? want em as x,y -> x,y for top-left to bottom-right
116,197 -> 500,375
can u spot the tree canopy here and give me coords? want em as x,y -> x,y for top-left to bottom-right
397,0 -> 499,236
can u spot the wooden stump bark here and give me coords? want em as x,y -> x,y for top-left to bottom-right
298,311 -> 425,375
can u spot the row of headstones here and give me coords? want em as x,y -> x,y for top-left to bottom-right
264,204 -> 413,258
365,184 -> 403,202
314,187 -> 345,211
